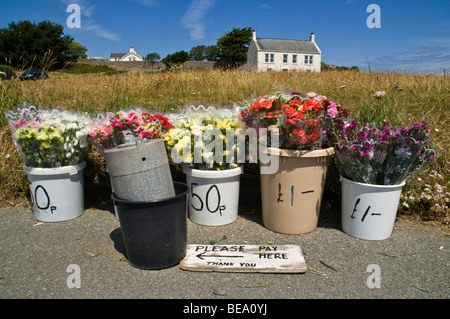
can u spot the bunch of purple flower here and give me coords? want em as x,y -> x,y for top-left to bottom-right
332,120 -> 438,185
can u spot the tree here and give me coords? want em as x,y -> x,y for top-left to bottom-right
171,50 -> 189,64
0,20 -> 74,69
216,27 -> 253,68
161,50 -> 189,67
205,45 -> 220,61
145,52 -> 160,62
189,45 -> 220,62
64,41 -> 88,61
189,45 -> 206,61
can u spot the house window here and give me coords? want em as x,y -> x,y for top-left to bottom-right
265,53 -> 274,63
292,55 -> 297,64
283,54 -> 288,63
309,55 -> 313,64
305,55 -> 314,64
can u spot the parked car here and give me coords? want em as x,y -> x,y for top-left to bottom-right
19,69 -> 48,81
0,67 -> 16,80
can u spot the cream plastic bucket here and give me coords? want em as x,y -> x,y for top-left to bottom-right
260,147 -> 334,234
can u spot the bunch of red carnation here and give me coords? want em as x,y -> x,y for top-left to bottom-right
240,91 -> 333,150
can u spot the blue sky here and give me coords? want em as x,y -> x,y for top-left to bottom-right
1,0 -> 449,73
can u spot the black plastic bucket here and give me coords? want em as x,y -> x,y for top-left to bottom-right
112,182 -> 189,269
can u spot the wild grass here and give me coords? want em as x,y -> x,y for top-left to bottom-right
0,68 -> 448,224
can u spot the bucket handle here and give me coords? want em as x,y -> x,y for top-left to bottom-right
68,166 -> 79,175
135,136 -> 144,147
117,134 -> 145,149
112,193 -> 119,206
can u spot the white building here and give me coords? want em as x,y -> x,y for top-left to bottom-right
247,31 -> 321,72
109,47 -> 144,62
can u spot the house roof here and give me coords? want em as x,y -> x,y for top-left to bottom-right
121,52 -> 143,60
109,53 -> 126,58
109,52 -> 143,60
256,38 -> 320,54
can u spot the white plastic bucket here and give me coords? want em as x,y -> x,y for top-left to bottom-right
183,166 -> 243,226
340,176 -> 405,240
24,162 -> 86,222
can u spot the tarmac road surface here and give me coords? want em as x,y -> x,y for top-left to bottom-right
1,192 -> 448,305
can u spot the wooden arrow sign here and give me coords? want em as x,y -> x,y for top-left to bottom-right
179,244 -> 307,273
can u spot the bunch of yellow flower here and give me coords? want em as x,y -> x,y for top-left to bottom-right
6,106 -> 90,168
164,111 -> 244,170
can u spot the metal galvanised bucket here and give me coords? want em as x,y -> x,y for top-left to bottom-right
104,139 -> 175,202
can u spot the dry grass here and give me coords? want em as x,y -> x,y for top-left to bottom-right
1,68 -> 448,224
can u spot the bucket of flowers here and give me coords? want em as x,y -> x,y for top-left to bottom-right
88,109 -> 176,203
332,119 -> 439,240
89,109 -> 190,269
239,91 -> 341,234
164,105 -> 245,226
5,105 -> 90,222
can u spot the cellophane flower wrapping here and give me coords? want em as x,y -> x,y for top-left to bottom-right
164,105 -> 245,170
332,120 -> 438,185
5,106 -> 90,168
239,91 -> 342,150
88,109 -> 173,152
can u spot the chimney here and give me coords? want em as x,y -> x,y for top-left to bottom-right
252,31 -> 257,42
310,33 -> 315,42
130,47 -> 135,53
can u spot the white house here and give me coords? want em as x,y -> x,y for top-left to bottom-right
247,31 -> 321,72
109,47 -> 144,62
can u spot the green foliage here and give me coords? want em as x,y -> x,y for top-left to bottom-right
205,45 -> 220,61
189,45 -> 207,61
0,20 -> 73,69
0,20 -> 89,70
167,26 -> 252,67
144,52 -> 160,62
216,27 -> 253,68
188,45 -> 220,62
64,41 -> 88,61
162,50 -> 189,67
321,62 -> 360,71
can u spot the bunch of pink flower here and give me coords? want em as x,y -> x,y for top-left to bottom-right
109,111 -> 173,139
88,122 -> 115,152
332,120 -> 438,185
89,110 -> 173,152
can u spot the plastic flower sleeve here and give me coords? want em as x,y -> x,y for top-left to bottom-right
164,105 -> 245,170
5,106 -> 91,168
238,91 -> 340,151
332,120 -> 438,185
88,109 -> 173,152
